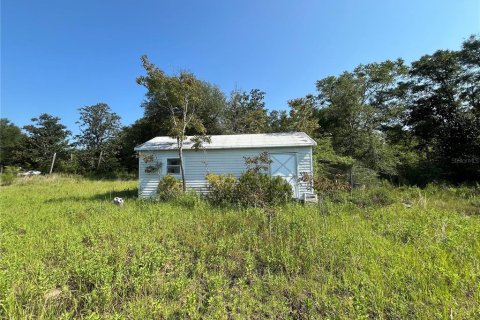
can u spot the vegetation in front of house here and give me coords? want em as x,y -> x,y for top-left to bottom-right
206,171 -> 292,208
204,152 -> 293,208
157,175 -> 183,201
156,152 -> 293,208
1,35 -> 479,186
1,176 -> 479,319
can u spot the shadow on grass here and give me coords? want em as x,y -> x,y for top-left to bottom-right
45,188 -> 138,203
81,173 -> 138,181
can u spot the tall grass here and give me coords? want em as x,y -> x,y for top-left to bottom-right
0,176 -> 479,318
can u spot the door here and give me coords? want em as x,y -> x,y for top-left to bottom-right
269,153 -> 298,198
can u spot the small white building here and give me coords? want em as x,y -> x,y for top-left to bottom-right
134,132 -> 317,199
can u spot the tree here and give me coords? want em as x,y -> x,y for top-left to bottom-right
117,118 -> 160,172
22,114 -> 71,172
139,59 -> 227,137
459,35 -> 480,113
0,119 -> 25,166
75,103 -> 122,173
267,110 -> 289,133
225,89 -> 269,134
316,59 -> 408,175
287,94 -> 319,137
407,35 -> 480,182
196,83 -> 228,134
137,55 -> 210,191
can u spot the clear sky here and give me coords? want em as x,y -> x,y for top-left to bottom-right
2,0 -> 479,135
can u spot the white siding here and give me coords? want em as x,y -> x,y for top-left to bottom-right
138,146 -> 313,199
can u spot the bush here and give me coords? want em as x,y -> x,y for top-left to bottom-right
207,171 -> 293,208
368,188 -> 395,206
236,171 -> 292,207
0,173 -> 15,186
206,173 -> 237,205
350,187 -> 396,208
157,175 -> 182,201
266,176 -> 293,206
0,166 -> 19,186
173,190 -> 201,209
313,175 -> 351,194
235,171 -> 269,207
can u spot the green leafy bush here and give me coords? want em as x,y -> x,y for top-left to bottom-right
157,175 -> 182,201
206,173 -> 237,205
266,176 -> 294,206
313,175 -> 351,194
235,171 -> 268,207
368,188 -> 395,206
207,171 -> 292,207
350,186 -> 396,208
173,190 -> 201,209
0,166 -> 19,186
236,171 -> 292,207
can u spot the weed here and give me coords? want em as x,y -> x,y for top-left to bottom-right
157,175 -> 182,201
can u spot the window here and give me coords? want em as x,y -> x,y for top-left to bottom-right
167,158 -> 181,175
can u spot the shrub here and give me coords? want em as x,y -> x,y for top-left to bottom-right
206,173 -> 237,205
351,164 -> 380,187
0,173 -> 15,186
236,171 -> 292,207
265,176 -> 293,206
313,175 -> 351,194
235,170 -> 268,207
173,190 -> 201,209
207,171 -> 292,208
368,188 -> 395,206
350,187 -> 396,208
157,175 -> 182,201
0,166 -> 19,186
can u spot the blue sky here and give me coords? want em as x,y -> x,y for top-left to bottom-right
2,0 -> 479,135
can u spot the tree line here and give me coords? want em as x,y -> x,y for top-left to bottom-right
1,35 -> 478,185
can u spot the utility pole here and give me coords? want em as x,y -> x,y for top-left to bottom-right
349,164 -> 353,191
49,153 -> 57,174
97,150 -> 103,169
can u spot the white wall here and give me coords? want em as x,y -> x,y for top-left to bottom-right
138,146 -> 313,198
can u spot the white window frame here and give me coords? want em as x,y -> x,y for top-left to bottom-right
165,157 -> 182,176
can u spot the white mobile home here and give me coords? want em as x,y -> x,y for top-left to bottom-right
134,132 -> 316,199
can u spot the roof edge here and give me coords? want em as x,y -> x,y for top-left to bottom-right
134,132 -> 317,151
135,144 -> 315,151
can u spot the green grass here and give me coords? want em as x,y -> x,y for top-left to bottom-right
0,176 -> 479,319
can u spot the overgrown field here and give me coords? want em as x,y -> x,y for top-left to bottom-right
0,176 -> 479,319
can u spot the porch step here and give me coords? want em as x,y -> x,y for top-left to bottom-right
302,192 -> 318,203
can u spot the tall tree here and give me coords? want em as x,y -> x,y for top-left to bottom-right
225,89 -> 269,134
196,83 -> 228,134
287,94 -> 319,137
459,35 -> 480,113
117,118 -> 160,172
22,114 -> 71,172
316,59 -> 408,175
137,55 -> 209,191
267,110 -> 289,133
75,103 -> 122,172
407,35 -> 480,182
139,58 -> 227,137
0,119 -> 25,166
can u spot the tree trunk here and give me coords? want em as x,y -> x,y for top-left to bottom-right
178,140 -> 186,192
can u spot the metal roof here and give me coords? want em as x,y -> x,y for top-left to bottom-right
134,132 -> 317,151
